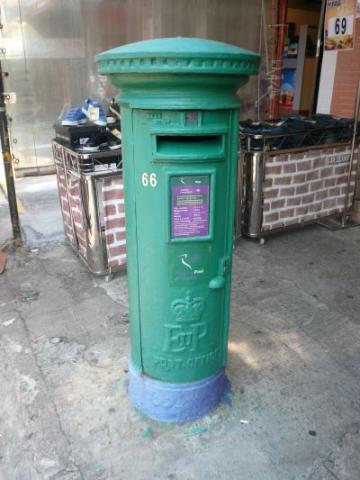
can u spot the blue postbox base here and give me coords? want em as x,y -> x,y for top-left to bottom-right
128,363 -> 229,423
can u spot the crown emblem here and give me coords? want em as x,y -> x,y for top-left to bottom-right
171,291 -> 205,324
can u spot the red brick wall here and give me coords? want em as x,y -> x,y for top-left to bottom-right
54,142 -> 126,273
55,164 -> 87,257
55,165 -> 76,245
67,177 -> 87,258
56,169 -> 127,271
331,18 -> 360,118
262,145 -> 358,231
102,177 -> 127,270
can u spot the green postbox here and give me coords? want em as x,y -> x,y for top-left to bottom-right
96,37 -> 259,422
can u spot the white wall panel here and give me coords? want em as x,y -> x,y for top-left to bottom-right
316,50 -> 338,114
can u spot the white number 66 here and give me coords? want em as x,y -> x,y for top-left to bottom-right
142,172 -> 157,188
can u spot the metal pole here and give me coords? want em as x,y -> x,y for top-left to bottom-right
0,58 -> 21,241
341,79 -> 360,227
310,0 -> 326,114
269,0 -> 288,119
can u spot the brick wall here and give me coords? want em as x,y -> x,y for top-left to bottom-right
67,177 -> 87,258
55,165 -> 76,245
55,163 -> 87,257
102,177 -> 127,270
53,144 -> 86,253
331,18 -> 360,118
262,145 -> 358,231
54,142 -> 126,273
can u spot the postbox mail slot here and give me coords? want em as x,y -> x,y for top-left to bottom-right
156,134 -> 223,158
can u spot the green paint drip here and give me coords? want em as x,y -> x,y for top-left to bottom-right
143,426 -> 154,438
183,423 -> 208,435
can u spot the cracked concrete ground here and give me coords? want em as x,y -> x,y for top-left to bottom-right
1,224 -> 360,480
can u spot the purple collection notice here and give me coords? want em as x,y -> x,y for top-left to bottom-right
171,177 -> 210,238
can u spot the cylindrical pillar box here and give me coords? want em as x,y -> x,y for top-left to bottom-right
96,37 -> 260,422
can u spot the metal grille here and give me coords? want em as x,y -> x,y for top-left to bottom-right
60,145 -> 122,174
240,125 -> 356,153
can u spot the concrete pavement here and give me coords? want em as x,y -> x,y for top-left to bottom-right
0,174 -> 64,247
1,223 -> 360,479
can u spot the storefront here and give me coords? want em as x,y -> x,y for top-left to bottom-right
279,0 -> 323,117
317,0 -> 360,117
239,0 -> 360,241
269,0 -> 360,119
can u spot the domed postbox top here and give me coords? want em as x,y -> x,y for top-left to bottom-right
96,37 -> 260,109
96,37 -> 260,76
